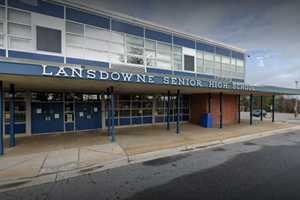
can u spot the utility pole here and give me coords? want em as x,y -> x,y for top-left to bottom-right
295,81 -> 298,119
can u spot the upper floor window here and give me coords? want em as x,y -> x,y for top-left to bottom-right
184,55 -> 195,72
36,26 -> 62,53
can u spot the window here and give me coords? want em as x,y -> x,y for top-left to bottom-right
196,50 -> 204,73
66,21 -> 125,63
126,35 -> 144,65
157,42 -> 171,69
145,39 -> 156,66
184,55 -> 195,72
173,46 -> 182,71
8,8 -> 32,51
0,6 -> 4,47
36,26 -> 62,53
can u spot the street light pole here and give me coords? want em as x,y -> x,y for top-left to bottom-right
295,81 -> 298,119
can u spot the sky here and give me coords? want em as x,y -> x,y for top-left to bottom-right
72,0 -> 300,88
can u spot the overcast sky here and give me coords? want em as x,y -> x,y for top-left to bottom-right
73,0 -> 300,88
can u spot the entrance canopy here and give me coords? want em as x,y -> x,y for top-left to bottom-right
0,61 -> 299,96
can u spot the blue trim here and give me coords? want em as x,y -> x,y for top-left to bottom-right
112,19 -> 144,37
119,118 -> 130,126
174,71 -> 196,77
232,51 -> 244,60
106,119 -> 119,126
8,0 -> 64,19
196,42 -> 215,53
146,67 -> 173,75
232,78 -> 245,83
145,29 -> 172,44
0,49 -> 6,57
142,116 -> 152,124
65,123 -> 74,132
66,8 -> 109,29
5,124 -> 25,135
66,57 -> 109,68
132,117 -> 142,124
196,73 -> 215,79
173,36 -> 195,49
155,116 -> 164,123
216,47 -> 231,57
8,51 -> 64,63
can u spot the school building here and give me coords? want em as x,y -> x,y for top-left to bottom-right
0,0 -> 299,155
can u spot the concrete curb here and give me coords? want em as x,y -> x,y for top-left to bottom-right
1,125 -> 300,192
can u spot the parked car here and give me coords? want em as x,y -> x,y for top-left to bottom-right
252,109 -> 267,117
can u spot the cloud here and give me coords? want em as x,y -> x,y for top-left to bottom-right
70,0 -> 300,88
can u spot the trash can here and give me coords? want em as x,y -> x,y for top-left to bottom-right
200,113 -> 212,128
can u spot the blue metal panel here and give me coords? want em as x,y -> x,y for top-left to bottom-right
142,116 -> 152,124
75,102 -> 101,130
146,67 -> 173,75
232,78 -> 244,83
165,116 -> 174,122
232,51 -> 244,60
66,8 -> 109,29
65,123 -> 74,132
106,119 -> 118,126
31,102 -> 64,134
8,0 -> 64,19
196,42 -> 215,53
196,73 -> 215,79
8,51 -> 64,63
155,116 -> 164,123
66,57 -> 109,68
119,118 -> 130,126
132,117 -> 142,124
112,19 -> 144,37
216,47 -> 231,57
5,124 -> 26,134
0,49 -> 5,57
173,36 -> 195,49
174,71 -> 196,77
145,29 -> 172,44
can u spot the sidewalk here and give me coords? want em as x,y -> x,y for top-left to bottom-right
0,121 -> 300,192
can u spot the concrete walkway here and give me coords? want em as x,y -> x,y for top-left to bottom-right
0,121 -> 299,192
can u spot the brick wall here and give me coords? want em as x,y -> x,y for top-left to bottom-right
190,94 -> 238,127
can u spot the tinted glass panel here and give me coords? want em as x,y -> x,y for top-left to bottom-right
184,55 -> 195,71
36,26 -> 62,53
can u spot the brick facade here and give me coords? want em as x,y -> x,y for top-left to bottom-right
190,94 -> 238,127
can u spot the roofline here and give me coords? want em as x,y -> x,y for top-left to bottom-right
50,0 -> 246,53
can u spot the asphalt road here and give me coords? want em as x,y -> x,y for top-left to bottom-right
2,131 -> 300,200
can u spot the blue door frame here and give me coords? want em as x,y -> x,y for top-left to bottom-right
75,101 -> 101,131
31,102 -> 64,134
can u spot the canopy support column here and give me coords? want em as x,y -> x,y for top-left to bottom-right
260,96 -> 263,121
167,90 -> 170,131
272,95 -> 275,122
219,92 -> 223,128
176,89 -> 180,134
238,94 -> 241,124
9,84 -> 15,148
110,86 -> 115,142
250,94 -> 253,125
